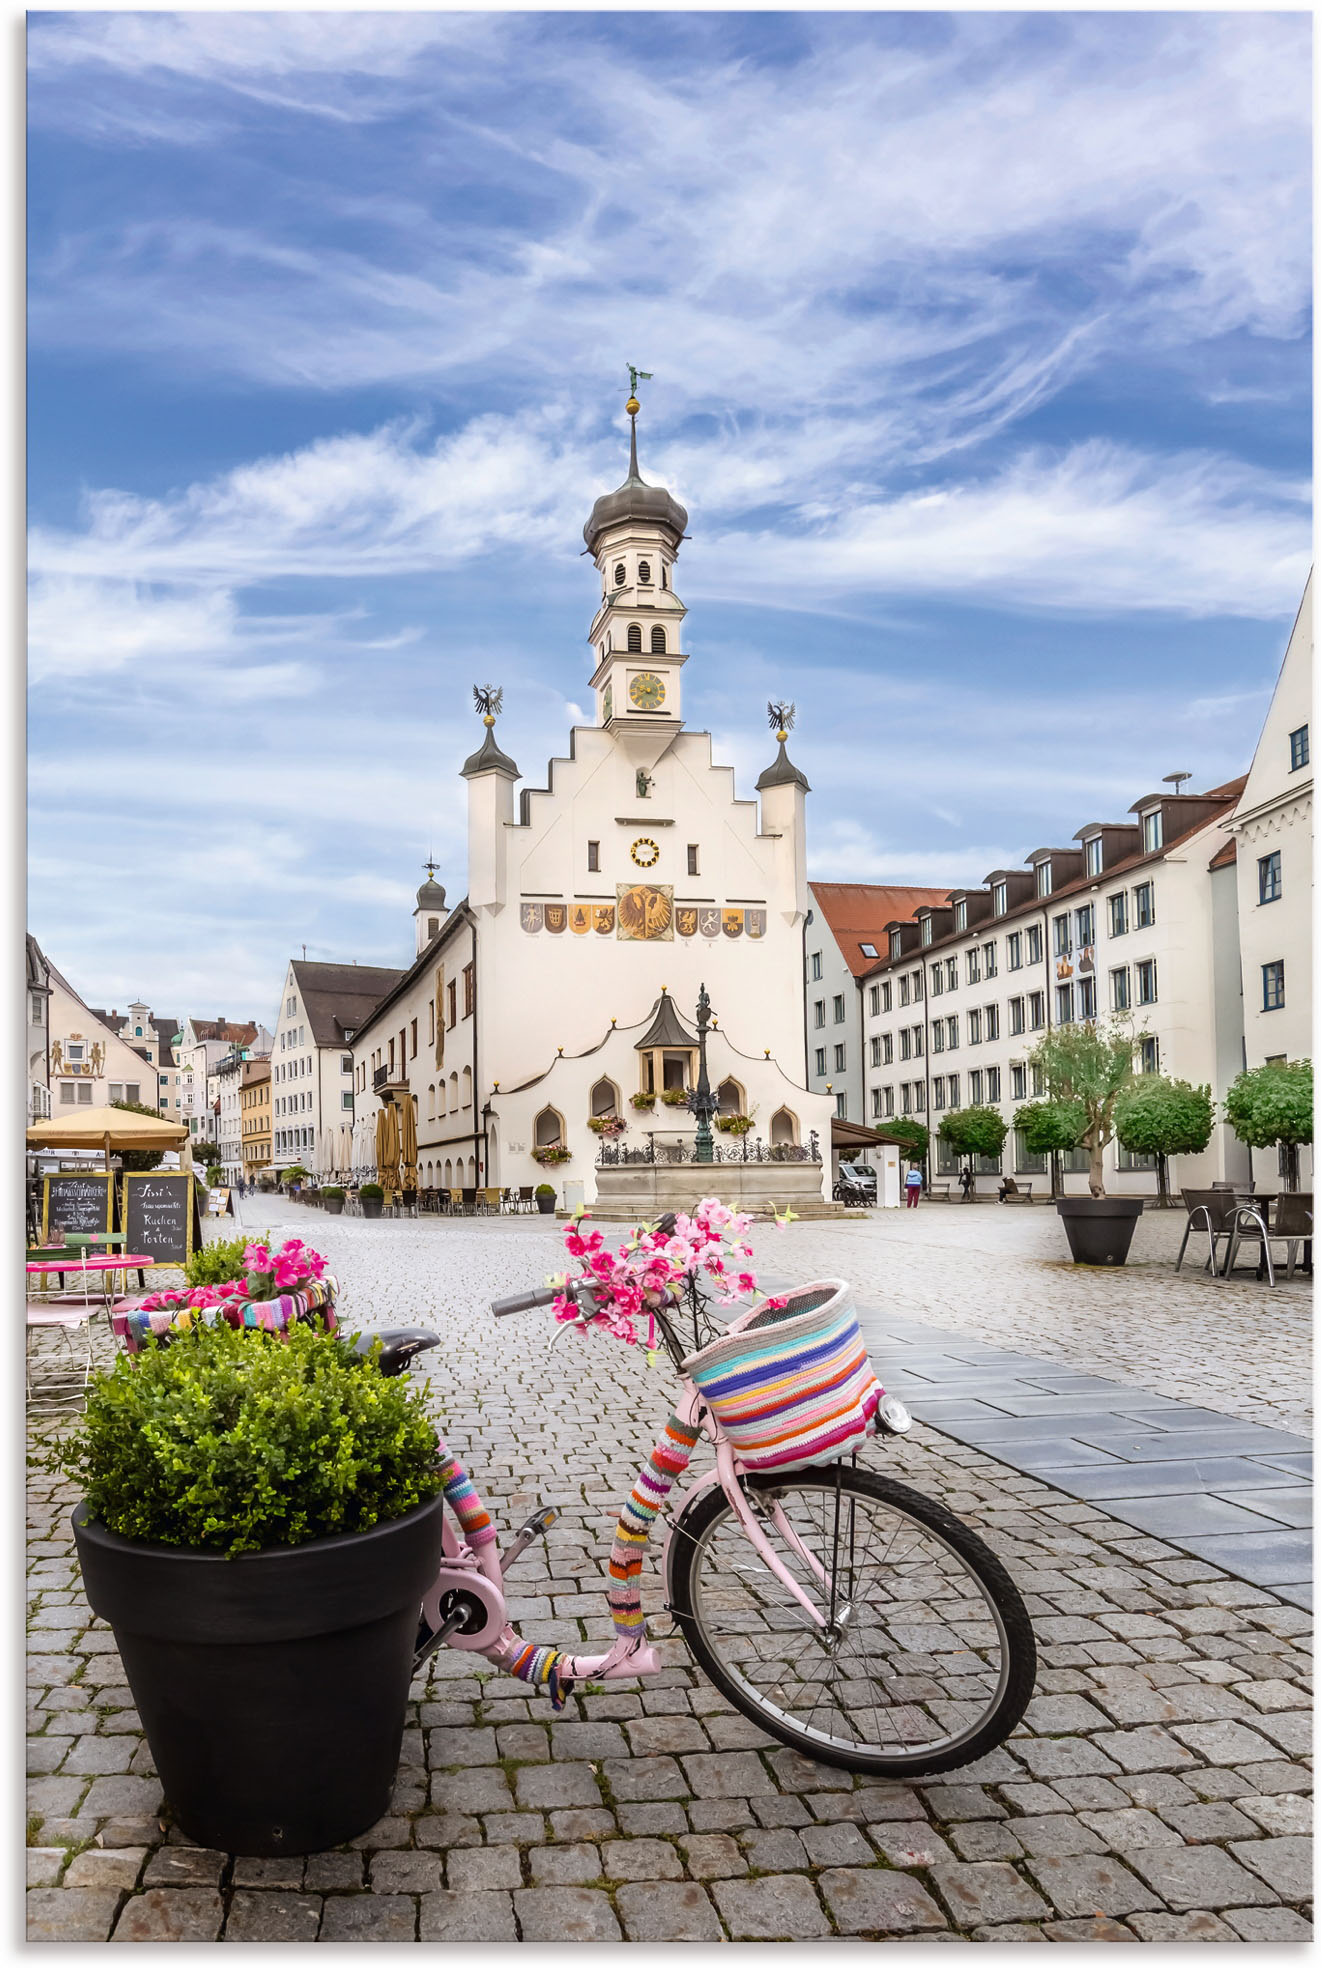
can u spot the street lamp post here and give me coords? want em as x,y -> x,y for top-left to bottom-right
688,983 -> 719,1164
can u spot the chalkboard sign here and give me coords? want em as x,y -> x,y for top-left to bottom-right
42,1173 -> 113,1242
122,1172 -> 196,1267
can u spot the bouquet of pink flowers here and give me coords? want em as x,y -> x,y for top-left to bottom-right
548,1198 -> 788,1348
140,1239 -> 329,1318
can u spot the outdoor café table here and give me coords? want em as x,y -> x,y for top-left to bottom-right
26,1253 -> 156,1305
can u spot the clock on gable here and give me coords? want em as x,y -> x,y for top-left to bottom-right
628,671 -> 666,712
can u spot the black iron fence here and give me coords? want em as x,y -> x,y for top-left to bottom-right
597,1132 -> 821,1168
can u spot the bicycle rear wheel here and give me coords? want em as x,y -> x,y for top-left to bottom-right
667,1464 -> 1035,1778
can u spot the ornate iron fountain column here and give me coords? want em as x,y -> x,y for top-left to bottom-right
688,983 -> 719,1164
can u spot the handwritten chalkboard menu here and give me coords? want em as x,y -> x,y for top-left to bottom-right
122,1172 -> 196,1267
42,1173 -> 114,1242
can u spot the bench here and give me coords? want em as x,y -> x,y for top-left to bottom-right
1002,1181 -> 1034,1203
927,1182 -> 952,1202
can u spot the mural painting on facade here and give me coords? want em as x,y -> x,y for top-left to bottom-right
568,904 -> 592,934
745,909 -> 767,939
617,883 -> 674,941
676,907 -> 698,937
521,903 -> 543,933
544,904 -> 567,934
593,905 -> 616,935
699,908 -> 721,938
722,908 -> 744,938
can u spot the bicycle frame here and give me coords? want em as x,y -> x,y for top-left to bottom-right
418,1365 -> 842,1699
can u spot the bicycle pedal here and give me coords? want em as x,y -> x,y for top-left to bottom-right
500,1505 -> 560,1573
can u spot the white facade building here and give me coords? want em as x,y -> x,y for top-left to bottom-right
860,779 -> 1249,1197
27,936 -> 52,1123
805,884 -> 953,1123
45,965 -> 171,1119
178,1018 -> 270,1149
1226,573 -> 1313,1188
349,409 -> 833,1205
271,962 -> 401,1172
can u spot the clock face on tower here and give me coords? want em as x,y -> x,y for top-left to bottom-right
628,671 -> 666,712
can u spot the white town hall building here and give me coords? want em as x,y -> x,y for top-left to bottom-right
349,402 -> 834,1210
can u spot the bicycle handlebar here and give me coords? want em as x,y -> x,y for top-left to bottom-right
491,1285 -> 561,1318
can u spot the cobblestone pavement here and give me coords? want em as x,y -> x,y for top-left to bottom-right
27,1205 -> 1312,1942
748,1203 -> 1311,1435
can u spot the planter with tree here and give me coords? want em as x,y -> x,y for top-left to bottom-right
1224,1060 -> 1313,1193
321,1186 -> 346,1216
1028,1021 -> 1142,1265
1114,1077 -> 1214,1208
359,1182 -> 384,1219
534,1183 -> 557,1215
55,1319 -> 444,1856
937,1106 -> 1008,1199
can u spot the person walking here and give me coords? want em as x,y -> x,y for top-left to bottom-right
960,1165 -> 975,1202
904,1165 -> 923,1209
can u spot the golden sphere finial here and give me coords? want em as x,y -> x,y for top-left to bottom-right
483,713 -> 495,728
776,727 -> 788,744
625,395 -> 640,417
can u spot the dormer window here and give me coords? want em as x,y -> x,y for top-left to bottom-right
1036,862 -> 1052,897
638,559 -> 651,585
613,563 -> 626,588
992,882 -> 1007,916
1142,810 -> 1163,853
889,931 -> 902,960
627,624 -> 643,653
920,919 -> 932,947
954,900 -> 968,932
650,626 -> 666,653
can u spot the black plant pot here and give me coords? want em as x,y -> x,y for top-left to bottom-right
537,1194 -> 556,1215
324,1198 -> 344,1215
1055,1196 -> 1144,1267
73,1496 -> 444,1856
361,1198 -> 383,1218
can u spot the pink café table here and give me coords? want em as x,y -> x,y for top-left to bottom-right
27,1254 -> 156,1304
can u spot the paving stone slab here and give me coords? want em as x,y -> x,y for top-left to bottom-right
27,1888 -> 121,1942
1226,1834 -> 1314,1900
929,1862 -> 1051,1926
1222,1906 -> 1315,1941
1125,1843 -> 1280,1910
1024,1854 -> 1162,1918
711,1872 -> 830,1938
224,1890 -> 322,1942
111,1889 -> 224,1941
316,1893 -> 417,1941
417,1890 -> 519,1941
614,1881 -> 724,1941
1126,1909 -> 1238,1941
818,1865 -> 949,1933
1039,1916 -> 1139,1941
512,1886 -> 623,1941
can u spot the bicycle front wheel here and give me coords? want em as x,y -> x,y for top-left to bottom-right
668,1464 -> 1035,1778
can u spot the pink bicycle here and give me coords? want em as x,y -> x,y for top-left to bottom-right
370,1212 -> 1036,1780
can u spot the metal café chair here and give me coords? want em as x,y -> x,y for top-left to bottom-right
460,1187 -> 478,1215
1176,1188 -> 1238,1277
517,1186 -> 534,1214
1224,1191 -> 1313,1286
448,1188 -> 465,1216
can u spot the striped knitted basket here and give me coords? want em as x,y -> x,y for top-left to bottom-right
682,1280 -> 883,1472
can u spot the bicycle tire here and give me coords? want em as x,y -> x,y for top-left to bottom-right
667,1463 -> 1036,1778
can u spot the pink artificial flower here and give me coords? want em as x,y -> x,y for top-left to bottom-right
244,1242 -> 275,1274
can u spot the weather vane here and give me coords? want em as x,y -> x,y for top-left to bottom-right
473,684 -> 504,726
767,700 -> 797,741
423,854 -> 440,882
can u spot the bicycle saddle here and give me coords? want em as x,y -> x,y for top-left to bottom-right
351,1327 -> 441,1377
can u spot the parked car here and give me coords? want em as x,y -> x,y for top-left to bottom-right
833,1160 -> 877,1206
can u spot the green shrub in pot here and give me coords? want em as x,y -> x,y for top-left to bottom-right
48,1322 -> 445,1855
359,1181 -> 385,1219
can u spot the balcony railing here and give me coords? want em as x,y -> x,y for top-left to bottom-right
373,1065 -> 390,1090
597,1132 -> 820,1168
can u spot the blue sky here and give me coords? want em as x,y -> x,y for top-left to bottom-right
27,10 -> 1311,1022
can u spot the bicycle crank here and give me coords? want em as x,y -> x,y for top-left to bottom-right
500,1505 -> 559,1575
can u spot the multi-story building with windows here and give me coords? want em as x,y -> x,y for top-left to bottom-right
178,1018 -> 271,1149
271,961 -> 402,1172
240,1058 -> 273,1181
1226,573 -> 1313,1188
27,935 -> 52,1123
860,776 -> 1249,1196
805,883 -> 953,1122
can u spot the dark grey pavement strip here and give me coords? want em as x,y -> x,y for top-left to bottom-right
789,1286 -> 1317,1609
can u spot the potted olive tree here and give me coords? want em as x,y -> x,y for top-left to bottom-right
1114,1076 -> 1214,1208
1225,1059 -> 1313,1192
937,1105 -> 1007,1198
1029,1021 -> 1141,1265
359,1182 -> 385,1219
1012,1099 -> 1086,1201
53,1320 -> 444,1856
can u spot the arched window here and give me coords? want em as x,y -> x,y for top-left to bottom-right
449,1071 -> 459,1112
770,1107 -> 799,1147
444,1158 -> 453,1187
638,559 -> 651,585
466,1155 -> 477,1187
627,624 -> 643,653
661,564 -> 668,589
716,1078 -> 744,1115
534,1106 -> 563,1148
590,1077 -> 619,1117
461,1066 -> 473,1109
613,563 -> 626,588
427,1083 -> 435,1120
650,625 -> 666,654
427,916 -> 439,937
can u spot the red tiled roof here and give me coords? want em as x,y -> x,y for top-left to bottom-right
1209,839 -> 1237,870
810,882 -> 956,979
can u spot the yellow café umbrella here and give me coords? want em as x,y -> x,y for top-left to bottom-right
399,1096 -> 418,1194
375,1103 -> 401,1192
27,1106 -> 189,1174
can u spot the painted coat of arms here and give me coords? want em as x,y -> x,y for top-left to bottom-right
676,906 -> 699,937
698,907 -> 721,938
521,903 -> 543,933
568,904 -> 592,935
594,905 -> 616,935
544,904 -> 567,934
745,909 -> 767,939
722,908 -> 744,938
617,883 -> 673,941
